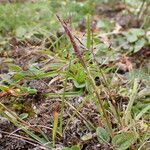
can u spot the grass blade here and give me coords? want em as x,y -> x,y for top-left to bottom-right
124,79 -> 139,124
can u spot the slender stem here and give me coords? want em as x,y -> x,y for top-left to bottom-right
89,44 -> 122,126
57,15 -> 114,137
86,68 -> 114,137
137,0 -> 146,20
99,69 -> 122,127
59,59 -> 71,134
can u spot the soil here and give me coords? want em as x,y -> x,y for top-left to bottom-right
0,1 -> 149,150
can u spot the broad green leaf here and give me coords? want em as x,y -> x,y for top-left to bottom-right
112,132 -> 137,150
96,127 -> 110,144
16,26 -> 27,38
130,28 -> 145,37
125,33 -> 138,43
97,19 -> 113,31
124,28 -> 145,43
134,38 -> 145,52
122,43 -> 130,50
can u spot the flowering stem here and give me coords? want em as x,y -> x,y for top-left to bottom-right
57,15 -> 114,137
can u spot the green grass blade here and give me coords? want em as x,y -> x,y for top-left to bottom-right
59,60 -> 71,134
124,79 -> 139,124
135,105 -> 150,120
44,90 -> 83,98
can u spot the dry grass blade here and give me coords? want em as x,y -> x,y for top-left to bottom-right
0,131 -> 48,150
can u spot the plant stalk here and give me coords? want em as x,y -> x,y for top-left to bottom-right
57,15 -> 114,137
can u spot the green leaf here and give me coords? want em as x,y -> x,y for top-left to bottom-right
135,105 -> 150,120
16,26 -> 27,38
19,86 -> 37,94
9,64 -> 23,72
62,148 -> 70,150
124,28 -> 145,44
112,132 -> 137,150
97,19 -> 113,31
138,87 -> 150,98
44,90 -> 83,98
19,113 -> 28,120
72,79 -> 86,88
124,79 -> 139,124
68,63 -> 86,88
130,28 -> 145,37
0,85 -> 9,91
12,73 -> 25,81
71,145 -> 81,150
3,111 -> 17,122
125,33 -> 138,43
134,38 -> 145,52
96,127 -> 110,144
81,133 -> 93,141
62,145 -> 81,150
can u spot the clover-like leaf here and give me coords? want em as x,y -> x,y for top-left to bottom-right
134,38 -> 145,52
125,32 -> 138,43
16,26 -> 27,38
130,28 -> 145,37
112,132 -> 137,150
96,127 -> 110,144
